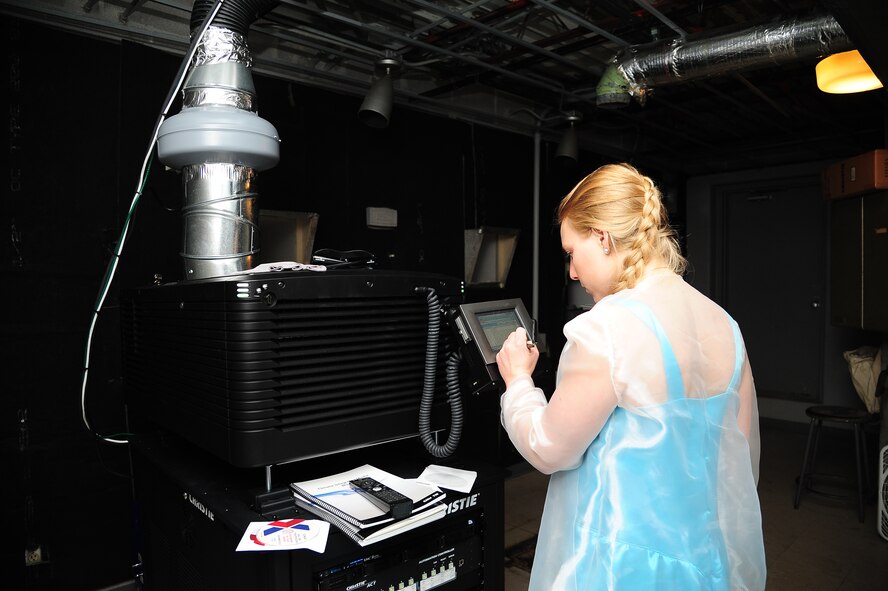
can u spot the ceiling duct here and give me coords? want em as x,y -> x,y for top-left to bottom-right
602,14 -> 854,106
157,0 -> 281,280
190,0 -> 279,36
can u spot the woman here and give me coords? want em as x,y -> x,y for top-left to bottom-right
496,163 -> 766,590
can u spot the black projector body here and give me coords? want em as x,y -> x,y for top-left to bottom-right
121,269 -> 463,467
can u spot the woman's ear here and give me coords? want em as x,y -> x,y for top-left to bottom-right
596,230 -> 612,255
592,229 -> 608,248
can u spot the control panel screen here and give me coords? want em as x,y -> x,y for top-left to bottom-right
475,309 -> 522,353
451,298 -> 533,369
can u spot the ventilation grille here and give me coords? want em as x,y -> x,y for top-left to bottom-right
123,294 -> 454,432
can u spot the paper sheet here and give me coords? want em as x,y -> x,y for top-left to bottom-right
236,519 -> 329,552
416,465 -> 477,493
247,262 -> 327,273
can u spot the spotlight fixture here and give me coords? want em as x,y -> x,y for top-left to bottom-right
358,57 -> 401,129
816,49 -> 883,94
555,111 -> 583,164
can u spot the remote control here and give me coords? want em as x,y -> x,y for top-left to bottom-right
349,477 -> 414,521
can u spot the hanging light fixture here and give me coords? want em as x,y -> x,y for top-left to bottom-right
358,57 -> 401,129
555,111 -> 583,164
816,49 -> 883,94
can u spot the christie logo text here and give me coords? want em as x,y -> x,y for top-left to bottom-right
446,493 -> 479,515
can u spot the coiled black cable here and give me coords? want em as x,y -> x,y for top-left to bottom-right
415,286 -> 464,458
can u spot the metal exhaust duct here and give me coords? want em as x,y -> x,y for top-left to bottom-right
157,0 -> 281,280
603,14 -> 854,106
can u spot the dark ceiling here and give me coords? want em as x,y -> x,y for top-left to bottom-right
2,0 -> 886,176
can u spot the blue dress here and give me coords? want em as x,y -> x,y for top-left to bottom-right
501,272 -> 766,591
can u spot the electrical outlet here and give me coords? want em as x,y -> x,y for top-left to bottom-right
25,546 -> 43,566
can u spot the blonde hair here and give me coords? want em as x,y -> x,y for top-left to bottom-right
556,162 -> 686,293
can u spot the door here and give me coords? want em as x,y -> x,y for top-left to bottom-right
863,191 -> 888,330
717,179 -> 826,402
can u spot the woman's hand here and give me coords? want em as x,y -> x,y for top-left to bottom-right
495,327 -> 540,388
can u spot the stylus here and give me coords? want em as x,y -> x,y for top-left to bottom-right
526,319 -> 537,349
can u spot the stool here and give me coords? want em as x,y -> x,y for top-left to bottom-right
793,405 -> 877,522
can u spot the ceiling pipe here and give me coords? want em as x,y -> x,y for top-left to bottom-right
601,14 -> 854,106
120,0 -> 149,24
631,0 -> 688,40
528,0 -> 631,48
404,0 -> 591,76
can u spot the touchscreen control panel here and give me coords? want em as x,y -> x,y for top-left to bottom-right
448,298 -> 534,393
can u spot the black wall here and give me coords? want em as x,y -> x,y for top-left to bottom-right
2,17 -> 627,589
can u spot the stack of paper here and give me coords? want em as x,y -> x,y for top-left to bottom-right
290,464 -> 447,547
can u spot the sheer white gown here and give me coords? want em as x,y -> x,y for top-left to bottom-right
501,270 -> 766,591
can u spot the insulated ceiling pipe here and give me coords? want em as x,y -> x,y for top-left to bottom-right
157,0 -> 281,280
600,14 -> 854,106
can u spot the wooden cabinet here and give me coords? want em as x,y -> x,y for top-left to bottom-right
830,190 -> 888,331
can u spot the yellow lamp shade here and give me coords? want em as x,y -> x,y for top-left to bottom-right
816,49 -> 884,94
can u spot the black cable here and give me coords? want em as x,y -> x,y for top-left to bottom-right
415,286 -> 464,458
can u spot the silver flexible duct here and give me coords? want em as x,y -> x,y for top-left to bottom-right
601,14 -> 854,105
157,6 -> 280,280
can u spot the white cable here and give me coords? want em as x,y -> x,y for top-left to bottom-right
80,0 -> 226,444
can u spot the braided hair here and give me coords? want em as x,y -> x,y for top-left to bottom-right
556,163 -> 686,293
